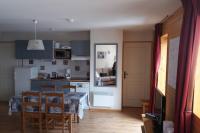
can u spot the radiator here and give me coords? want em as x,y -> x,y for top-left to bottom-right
93,92 -> 113,107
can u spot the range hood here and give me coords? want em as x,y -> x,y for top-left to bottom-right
71,55 -> 90,60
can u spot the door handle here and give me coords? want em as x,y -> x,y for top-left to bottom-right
124,71 -> 128,79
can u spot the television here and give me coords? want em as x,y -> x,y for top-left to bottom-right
153,89 -> 166,132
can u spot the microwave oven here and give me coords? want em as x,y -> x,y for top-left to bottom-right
54,49 -> 71,59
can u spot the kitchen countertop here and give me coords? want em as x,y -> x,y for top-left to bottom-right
69,79 -> 90,82
31,78 -> 90,82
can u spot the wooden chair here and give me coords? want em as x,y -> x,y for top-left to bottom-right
61,85 -> 76,92
141,99 -> 150,113
61,85 -> 79,123
40,85 -> 56,92
45,93 -> 72,133
21,91 -> 42,133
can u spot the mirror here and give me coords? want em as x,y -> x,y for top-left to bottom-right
94,43 -> 117,87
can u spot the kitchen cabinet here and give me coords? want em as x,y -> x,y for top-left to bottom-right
31,79 -> 70,91
70,40 -> 90,56
15,40 -> 54,59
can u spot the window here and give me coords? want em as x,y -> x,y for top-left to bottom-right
157,34 -> 168,95
193,44 -> 200,118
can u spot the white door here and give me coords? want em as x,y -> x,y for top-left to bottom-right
123,42 -> 151,107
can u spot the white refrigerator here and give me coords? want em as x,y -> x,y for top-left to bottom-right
14,67 -> 38,96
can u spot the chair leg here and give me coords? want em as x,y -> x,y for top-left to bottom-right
46,117 -> 48,133
77,115 -> 79,123
39,117 -> 42,133
73,114 -> 76,122
22,119 -> 25,133
69,115 -> 72,133
62,117 -> 65,133
22,116 -> 25,133
21,113 -> 24,133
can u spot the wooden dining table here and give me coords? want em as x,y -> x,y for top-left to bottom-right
8,91 -> 88,132
9,91 -> 88,118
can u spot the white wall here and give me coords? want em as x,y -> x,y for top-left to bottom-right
0,42 -> 16,101
90,29 -> 123,110
123,30 -> 154,42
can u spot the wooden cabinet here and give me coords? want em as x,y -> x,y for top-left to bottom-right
15,40 -> 54,59
70,40 -> 90,56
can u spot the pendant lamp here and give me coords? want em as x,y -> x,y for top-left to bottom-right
27,20 -> 45,50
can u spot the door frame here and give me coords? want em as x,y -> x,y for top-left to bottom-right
122,41 -> 153,108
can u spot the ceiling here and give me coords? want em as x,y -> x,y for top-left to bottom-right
0,0 -> 181,32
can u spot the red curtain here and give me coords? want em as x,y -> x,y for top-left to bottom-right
149,23 -> 162,112
174,0 -> 200,133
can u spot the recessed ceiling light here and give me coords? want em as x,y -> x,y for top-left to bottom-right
49,28 -> 55,31
65,18 -> 75,23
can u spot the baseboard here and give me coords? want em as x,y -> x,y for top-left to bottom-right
89,106 -> 121,112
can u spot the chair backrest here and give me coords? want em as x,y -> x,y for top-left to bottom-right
61,85 -> 76,92
40,85 -> 56,92
45,92 -> 64,114
22,91 -> 42,113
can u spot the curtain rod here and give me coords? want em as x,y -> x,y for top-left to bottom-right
160,15 -> 169,23
123,41 -> 153,43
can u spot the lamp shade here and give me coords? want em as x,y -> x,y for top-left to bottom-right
27,40 -> 45,50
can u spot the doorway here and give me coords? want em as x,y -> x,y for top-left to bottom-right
122,42 -> 152,107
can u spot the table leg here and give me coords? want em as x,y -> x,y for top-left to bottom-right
69,114 -> 72,133
77,115 -> 79,123
21,112 -> 24,133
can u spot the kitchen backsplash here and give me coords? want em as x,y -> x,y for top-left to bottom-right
16,59 -> 90,78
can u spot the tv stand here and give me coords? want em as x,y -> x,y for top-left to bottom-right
145,113 -> 157,120
142,114 -> 154,133
142,113 -> 162,133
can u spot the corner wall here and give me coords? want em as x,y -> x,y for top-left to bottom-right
163,7 -> 183,121
0,42 -> 16,101
90,29 -> 123,110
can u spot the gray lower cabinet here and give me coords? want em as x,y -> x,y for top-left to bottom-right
31,80 -> 70,92
15,40 -> 54,59
70,40 -> 90,56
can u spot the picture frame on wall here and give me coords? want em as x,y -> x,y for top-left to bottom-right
63,59 -> 68,65
52,60 -> 56,65
97,51 -> 106,59
29,59 -> 34,64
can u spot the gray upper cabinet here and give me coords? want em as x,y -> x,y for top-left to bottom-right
15,40 -> 54,59
70,40 -> 90,56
